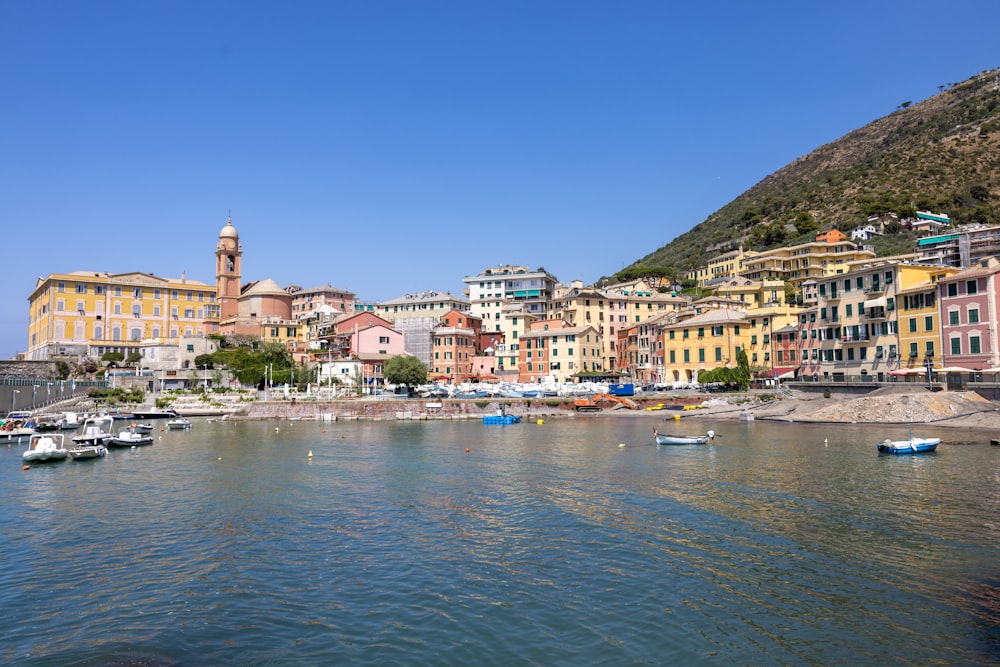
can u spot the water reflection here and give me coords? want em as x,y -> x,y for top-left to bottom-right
2,417 -> 1000,665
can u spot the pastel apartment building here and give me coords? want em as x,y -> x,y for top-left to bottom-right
938,258 -> 1000,370
430,309 -> 482,381
517,319 -> 602,383
810,260 -> 957,381
463,265 -> 557,334
740,240 -> 876,287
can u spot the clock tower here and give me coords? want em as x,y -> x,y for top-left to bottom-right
216,216 -> 242,321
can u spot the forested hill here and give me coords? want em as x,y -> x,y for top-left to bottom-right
627,67 -> 1000,278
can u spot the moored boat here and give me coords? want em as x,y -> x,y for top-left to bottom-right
166,418 -> 192,429
131,409 -> 179,420
2,411 -> 39,444
68,440 -> 107,460
109,425 -> 155,447
654,429 -> 716,445
876,437 -> 940,454
23,433 -> 69,463
73,415 -> 115,446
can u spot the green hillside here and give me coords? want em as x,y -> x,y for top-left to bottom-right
628,68 -> 1000,277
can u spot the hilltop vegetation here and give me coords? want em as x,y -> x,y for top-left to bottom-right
627,68 -> 1000,276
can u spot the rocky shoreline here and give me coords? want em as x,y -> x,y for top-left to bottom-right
683,388 -> 1000,430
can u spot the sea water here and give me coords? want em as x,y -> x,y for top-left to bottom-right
1,417 -> 998,666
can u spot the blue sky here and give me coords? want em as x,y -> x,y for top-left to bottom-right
2,1 -> 999,359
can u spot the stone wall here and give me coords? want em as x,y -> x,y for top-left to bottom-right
0,360 -> 60,379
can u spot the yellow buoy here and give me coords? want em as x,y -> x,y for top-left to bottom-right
674,414 -> 681,421
308,450 -> 313,459
536,419 -> 544,425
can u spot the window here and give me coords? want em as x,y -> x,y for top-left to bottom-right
971,335 -> 981,354
715,347 -> 722,361
909,342 -> 918,358
698,349 -> 705,362
683,350 -> 690,363
925,341 -> 935,357
967,280 -> 978,295
951,338 -> 961,355
948,283 -> 958,297
969,308 -> 980,324
949,311 -> 960,325
924,316 -> 933,332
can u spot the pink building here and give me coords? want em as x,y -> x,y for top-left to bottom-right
938,258 -> 1000,370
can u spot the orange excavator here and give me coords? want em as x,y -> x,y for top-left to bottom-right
573,394 -> 639,412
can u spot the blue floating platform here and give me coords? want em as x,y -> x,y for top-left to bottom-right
483,415 -> 521,425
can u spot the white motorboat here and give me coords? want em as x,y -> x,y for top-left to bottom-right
166,418 -> 192,430
109,425 -> 154,447
23,433 -> 69,463
68,441 -> 107,460
2,411 -> 39,444
59,411 -> 83,430
72,416 -> 115,446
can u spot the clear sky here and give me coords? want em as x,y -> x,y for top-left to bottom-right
3,1 -> 999,360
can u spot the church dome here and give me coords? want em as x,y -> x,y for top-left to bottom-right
243,278 -> 287,297
219,216 -> 239,240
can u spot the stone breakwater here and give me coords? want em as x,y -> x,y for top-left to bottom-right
243,398 -> 579,421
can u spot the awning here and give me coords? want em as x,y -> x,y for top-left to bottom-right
863,296 -> 886,309
935,366 -> 972,373
770,367 -> 796,379
888,368 -> 920,375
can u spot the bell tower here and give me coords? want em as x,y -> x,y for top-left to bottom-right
216,216 -> 242,321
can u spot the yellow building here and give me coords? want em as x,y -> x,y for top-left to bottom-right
660,308 -> 747,385
896,273 -> 958,371
812,259 -> 957,380
742,302 -> 806,371
517,319 -> 602,383
27,271 -> 217,361
740,240 -> 876,287
687,246 -> 754,288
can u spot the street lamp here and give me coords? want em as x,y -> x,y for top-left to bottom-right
200,365 -> 208,390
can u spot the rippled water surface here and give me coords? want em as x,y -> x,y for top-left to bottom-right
2,416 -> 999,665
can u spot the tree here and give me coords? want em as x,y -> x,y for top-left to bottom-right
194,353 -> 215,369
970,184 -> 990,202
734,348 -> 751,390
383,355 -> 428,387
792,211 -> 819,236
101,351 -> 124,367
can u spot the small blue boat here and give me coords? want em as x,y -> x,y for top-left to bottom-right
876,436 -> 940,454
